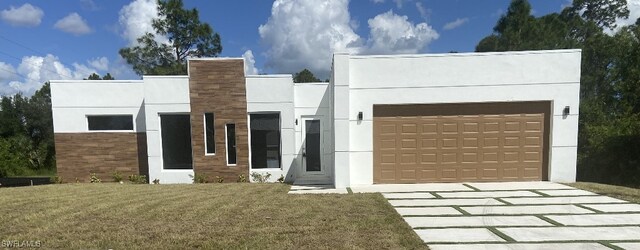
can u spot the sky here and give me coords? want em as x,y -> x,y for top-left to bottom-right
0,0 -> 639,96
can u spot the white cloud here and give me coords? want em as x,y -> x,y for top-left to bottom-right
393,0 -> 409,9
366,10 -> 439,54
616,0 -> 640,29
0,3 -> 44,27
242,50 -> 259,75
80,0 -> 99,11
0,62 -> 18,83
0,55 -> 96,96
118,0 -> 167,45
54,13 -> 92,35
443,17 -> 469,30
371,0 -> 385,3
258,0 -> 363,77
416,2 -> 431,20
88,57 -> 109,71
258,0 -> 439,77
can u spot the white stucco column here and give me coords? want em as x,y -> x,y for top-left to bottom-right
332,52 -> 351,188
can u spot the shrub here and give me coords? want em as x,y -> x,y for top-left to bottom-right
50,176 -> 63,184
189,173 -> 208,183
237,174 -> 247,183
112,171 -> 123,182
215,176 -> 224,183
128,174 -> 147,184
89,173 -> 101,183
250,172 -> 271,183
277,174 -> 285,183
152,178 -> 160,184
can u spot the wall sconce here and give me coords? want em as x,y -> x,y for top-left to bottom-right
357,112 -> 363,121
563,106 -> 570,116
295,118 -> 298,125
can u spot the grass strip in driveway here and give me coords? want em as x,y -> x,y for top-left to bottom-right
0,183 -> 426,249
567,182 -> 640,203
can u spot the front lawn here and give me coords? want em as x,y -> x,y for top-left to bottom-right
568,182 -> 640,203
0,183 -> 425,249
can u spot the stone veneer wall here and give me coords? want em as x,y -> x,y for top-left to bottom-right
54,132 -> 148,182
188,59 -> 249,181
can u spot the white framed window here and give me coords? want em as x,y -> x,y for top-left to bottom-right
249,113 -> 281,169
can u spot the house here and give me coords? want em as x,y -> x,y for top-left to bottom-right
50,49 -> 581,187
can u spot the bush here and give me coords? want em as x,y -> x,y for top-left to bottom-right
189,173 -> 208,183
237,174 -> 247,183
152,178 -> 160,184
89,173 -> 101,183
112,171 -> 123,182
128,174 -> 147,184
215,176 -> 224,183
277,174 -> 285,183
250,172 -> 271,183
50,176 -> 63,184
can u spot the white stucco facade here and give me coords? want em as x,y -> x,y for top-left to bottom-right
332,49 -> 581,187
51,49 -> 581,186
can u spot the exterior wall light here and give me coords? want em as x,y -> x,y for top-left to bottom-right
357,112 -> 363,121
563,106 -> 570,116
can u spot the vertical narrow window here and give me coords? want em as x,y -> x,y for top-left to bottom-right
250,113 -> 281,169
204,113 -> 215,154
226,124 -> 237,165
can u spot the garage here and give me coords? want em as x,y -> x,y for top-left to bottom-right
373,102 -> 550,183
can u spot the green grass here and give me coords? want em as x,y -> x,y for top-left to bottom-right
0,183 -> 426,249
568,182 -> 640,203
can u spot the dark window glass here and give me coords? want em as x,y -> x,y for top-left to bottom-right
161,114 -> 193,169
226,124 -> 237,165
87,115 -> 133,131
204,113 -> 215,154
305,120 -> 321,172
250,113 -> 281,169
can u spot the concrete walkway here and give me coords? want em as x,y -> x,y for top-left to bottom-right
357,182 -> 640,249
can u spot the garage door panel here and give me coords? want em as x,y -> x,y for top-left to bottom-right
373,102 -> 549,183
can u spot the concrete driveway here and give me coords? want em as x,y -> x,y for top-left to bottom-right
351,182 -> 640,250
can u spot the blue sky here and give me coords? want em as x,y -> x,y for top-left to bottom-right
1,0 -> 638,96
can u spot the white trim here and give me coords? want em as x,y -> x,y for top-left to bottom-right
301,116 -> 325,176
348,49 -> 582,59
248,112 -> 283,170
203,113 -> 216,156
225,123 -> 237,166
246,74 -> 292,79
86,114 -> 135,132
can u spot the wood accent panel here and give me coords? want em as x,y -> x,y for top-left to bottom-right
188,59 -> 249,181
54,132 -> 148,182
373,102 -> 550,183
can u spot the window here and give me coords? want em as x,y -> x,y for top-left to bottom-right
204,113 -> 215,154
226,123 -> 237,165
87,115 -> 133,131
160,114 -> 193,169
250,113 -> 281,169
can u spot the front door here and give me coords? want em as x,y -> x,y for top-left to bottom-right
302,118 -> 323,175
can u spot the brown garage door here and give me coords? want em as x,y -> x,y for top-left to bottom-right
373,102 -> 550,183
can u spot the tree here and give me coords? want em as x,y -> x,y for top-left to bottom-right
102,73 -> 114,80
293,69 -> 320,83
84,73 -> 115,80
476,0 -> 639,186
119,0 -> 222,75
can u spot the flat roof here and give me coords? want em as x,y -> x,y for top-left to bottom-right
349,49 -> 582,59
